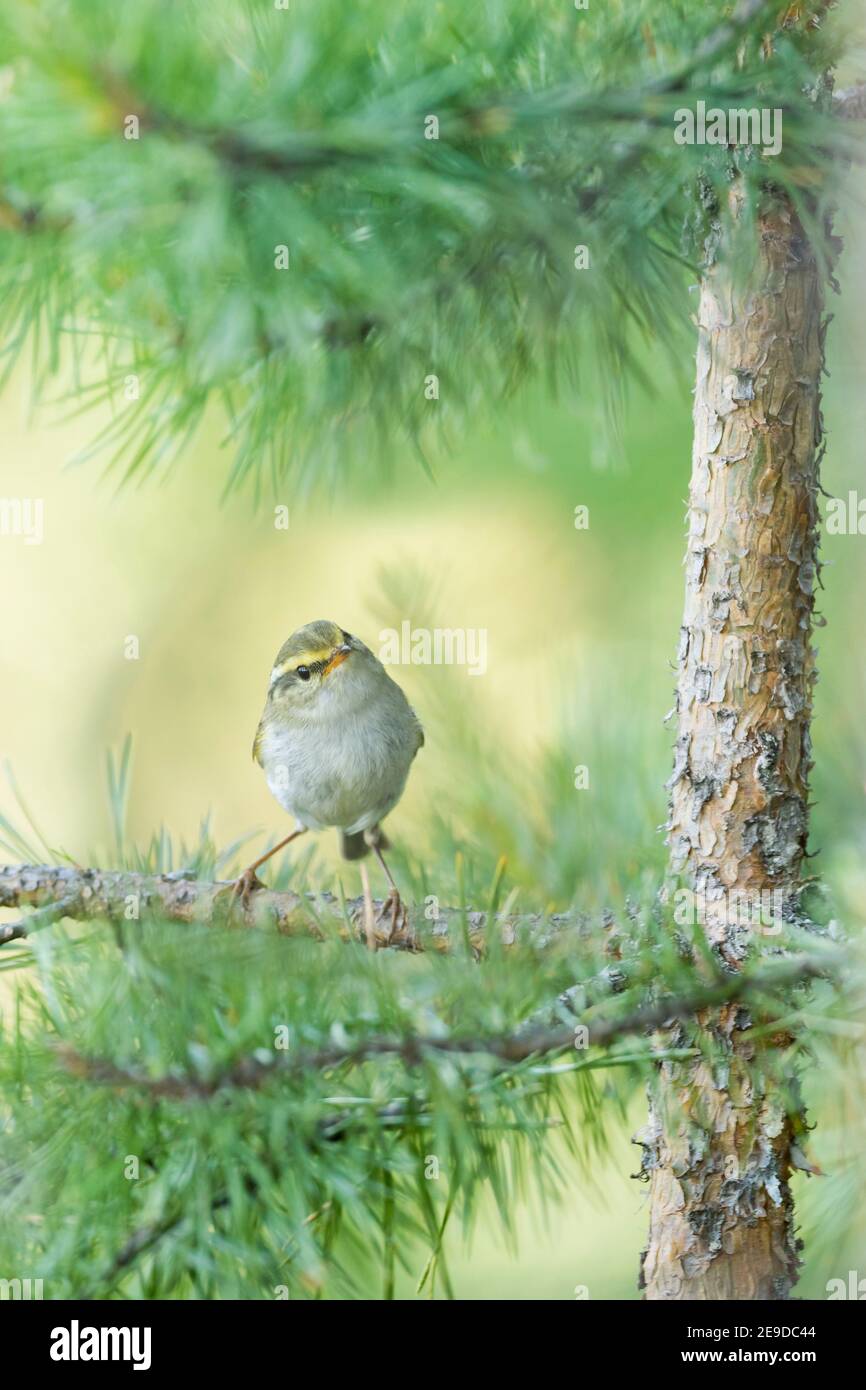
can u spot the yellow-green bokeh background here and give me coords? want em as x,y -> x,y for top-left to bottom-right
2,207 -> 865,1298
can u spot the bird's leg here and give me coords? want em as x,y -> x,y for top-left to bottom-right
359,860 -> 377,952
368,838 -> 408,942
226,828 -> 307,910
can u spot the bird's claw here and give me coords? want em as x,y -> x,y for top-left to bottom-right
376,888 -> 408,944
217,866 -> 267,915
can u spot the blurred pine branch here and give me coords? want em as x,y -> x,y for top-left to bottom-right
0,0 -> 855,492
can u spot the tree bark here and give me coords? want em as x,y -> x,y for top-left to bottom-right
639,194 -> 827,1300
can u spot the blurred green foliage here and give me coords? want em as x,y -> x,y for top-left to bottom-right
0,0 -> 864,1302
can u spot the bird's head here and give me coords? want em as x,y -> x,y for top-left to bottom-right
266,620 -> 371,709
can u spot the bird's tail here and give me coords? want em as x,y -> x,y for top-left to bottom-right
340,827 -> 389,860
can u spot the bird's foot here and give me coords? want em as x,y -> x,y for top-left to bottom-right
216,866 -> 267,916
376,887 -> 409,944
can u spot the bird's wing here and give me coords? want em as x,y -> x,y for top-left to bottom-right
252,719 -> 265,766
411,708 -> 425,756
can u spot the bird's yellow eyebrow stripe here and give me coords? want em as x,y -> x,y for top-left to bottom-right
270,648 -> 333,681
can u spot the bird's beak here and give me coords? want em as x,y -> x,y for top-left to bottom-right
322,643 -> 352,678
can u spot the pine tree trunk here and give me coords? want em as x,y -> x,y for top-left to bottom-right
639,194 -> 826,1300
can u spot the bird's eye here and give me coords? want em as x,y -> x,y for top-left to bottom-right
296,666 -> 311,681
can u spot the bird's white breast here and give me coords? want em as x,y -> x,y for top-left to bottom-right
259,661 -> 419,834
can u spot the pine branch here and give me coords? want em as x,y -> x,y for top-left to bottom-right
0,860 -> 583,953
0,890 -> 81,943
87,0 -> 778,185
100,1209 -> 185,1288
96,1168 -> 338,1297
54,952 -> 833,1101
0,0 -> 849,490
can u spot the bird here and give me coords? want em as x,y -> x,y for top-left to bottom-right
231,619 -> 424,945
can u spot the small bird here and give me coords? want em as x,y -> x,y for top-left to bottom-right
232,620 -> 424,943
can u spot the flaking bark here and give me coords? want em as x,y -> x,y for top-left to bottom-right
641,196 -> 827,1300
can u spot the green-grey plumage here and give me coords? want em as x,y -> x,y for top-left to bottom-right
253,621 -> 423,859
273,619 -> 348,670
